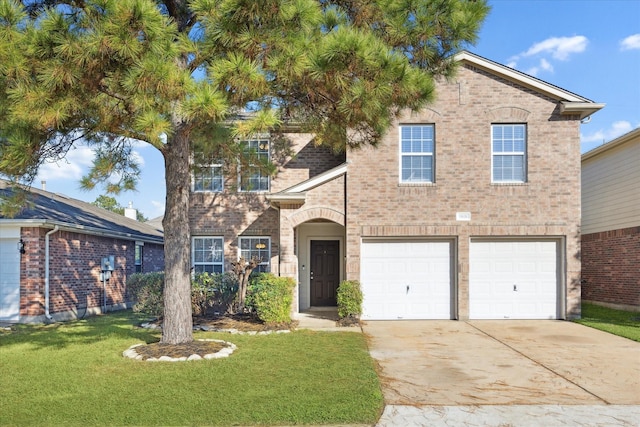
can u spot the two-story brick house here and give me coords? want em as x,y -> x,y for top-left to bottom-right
189,51 -> 603,320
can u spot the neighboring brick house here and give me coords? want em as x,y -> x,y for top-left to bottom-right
581,128 -> 640,312
0,180 -> 164,323
189,51 -> 603,320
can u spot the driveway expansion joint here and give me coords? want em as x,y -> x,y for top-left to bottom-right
464,321 -> 611,405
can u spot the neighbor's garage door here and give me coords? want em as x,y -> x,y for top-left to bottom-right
0,236 -> 21,321
469,240 -> 559,319
360,240 -> 453,320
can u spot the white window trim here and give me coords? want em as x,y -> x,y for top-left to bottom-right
192,236 -> 224,274
491,124 -> 527,183
239,139 -> 270,192
398,124 -> 435,184
238,236 -> 271,272
192,158 -> 224,193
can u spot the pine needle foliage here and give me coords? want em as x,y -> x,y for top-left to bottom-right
0,0 -> 489,343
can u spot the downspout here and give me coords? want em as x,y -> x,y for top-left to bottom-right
44,225 -> 60,321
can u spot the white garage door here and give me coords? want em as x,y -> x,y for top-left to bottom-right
360,240 -> 453,320
0,237 -> 21,321
470,240 -> 559,320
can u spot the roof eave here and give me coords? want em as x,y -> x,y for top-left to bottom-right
454,51 -> 597,104
560,101 -> 606,120
265,193 -> 307,203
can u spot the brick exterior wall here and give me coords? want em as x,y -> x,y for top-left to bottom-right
581,226 -> 640,311
189,133 -> 345,272
189,61 -> 584,319
19,227 -> 164,321
346,64 -> 583,319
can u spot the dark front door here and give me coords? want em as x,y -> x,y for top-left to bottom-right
310,240 -> 340,306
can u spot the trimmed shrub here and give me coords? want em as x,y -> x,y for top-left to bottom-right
127,272 -> 239,318
246,273 -> 295,324
127,272 -> 164,318
337,280 -> 363,320
191,273 -> 217,316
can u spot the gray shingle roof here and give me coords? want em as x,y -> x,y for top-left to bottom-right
0,180 -> 163,243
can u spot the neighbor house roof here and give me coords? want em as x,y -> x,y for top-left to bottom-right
454,51 -> 605,120
0,180 -> 163,244
581,127 -> 640,161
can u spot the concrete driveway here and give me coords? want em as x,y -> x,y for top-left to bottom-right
363,320 -> 640,406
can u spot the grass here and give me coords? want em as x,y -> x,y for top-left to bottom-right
0,311 -> 383,426
574,303 -> 640,342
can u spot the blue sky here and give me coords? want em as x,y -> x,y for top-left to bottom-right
36,0 -> 640,220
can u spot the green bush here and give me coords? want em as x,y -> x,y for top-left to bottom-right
192,272 -> 239,315
337,280 -> 363,319
127,272 -> 164,318
246,273 -> 295,324
127,272 -> 239,318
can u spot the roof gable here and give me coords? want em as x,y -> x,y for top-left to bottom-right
455,51 -> 604,119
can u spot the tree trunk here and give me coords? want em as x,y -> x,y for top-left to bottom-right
161,126 -> 193,344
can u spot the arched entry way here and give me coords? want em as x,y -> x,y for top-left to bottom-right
296,220 -> 345,311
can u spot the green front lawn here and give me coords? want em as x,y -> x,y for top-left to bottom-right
574,303 -> 640,342
0,312 -> 383,426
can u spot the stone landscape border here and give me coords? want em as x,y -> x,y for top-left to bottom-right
123,339 -> 237,362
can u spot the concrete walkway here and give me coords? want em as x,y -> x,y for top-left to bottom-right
364,320 -> 640,426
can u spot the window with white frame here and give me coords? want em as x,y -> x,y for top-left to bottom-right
193,159 -> 223,192
134,243 -> 143,273
192,237 -> 224,274
239,237 -> 270,273
492,124 -> 527,183
400,124 -> 435,183
239,139 -> 269,192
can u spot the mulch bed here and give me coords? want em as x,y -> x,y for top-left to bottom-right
135,313 -> 297,360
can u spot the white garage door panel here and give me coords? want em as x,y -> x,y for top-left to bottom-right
361,240 -> 452,320
0,238 -> 21,321
470,241 -> 558,320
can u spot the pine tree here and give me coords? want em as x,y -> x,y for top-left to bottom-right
0,0 -> 489,344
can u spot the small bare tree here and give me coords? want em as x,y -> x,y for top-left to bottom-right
230,257 -> 262,313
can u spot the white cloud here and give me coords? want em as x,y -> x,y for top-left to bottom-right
581,121 -> 633,146
132,150 -> 146,169
525,58 -> 554,77
37,145 -> 94,181
521,36 -> 588,61
508,36 -> 587,77
620,33 -> 640,51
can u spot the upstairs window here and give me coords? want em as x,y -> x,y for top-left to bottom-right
239,237 -> 270,273
192,237 -> 224,274
193,159 -> 223,192
240,139 -> 270,192
400,125 -> 435,183
492,124 -> 527,183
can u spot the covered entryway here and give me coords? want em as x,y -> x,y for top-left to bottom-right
360,239 -> 454,320
0,230 -> 21,321
469,239 -> 560,319
310,240 -> 340,306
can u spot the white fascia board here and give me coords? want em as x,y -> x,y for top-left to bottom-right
265,193 -> 307,203
283,163 -> 347,193
560,102 -> 606,120
0,219 -> 163,244
454,51 -> 592,103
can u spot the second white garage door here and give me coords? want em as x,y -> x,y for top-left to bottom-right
360,240 -> 453,320
469,240 -> 559,319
